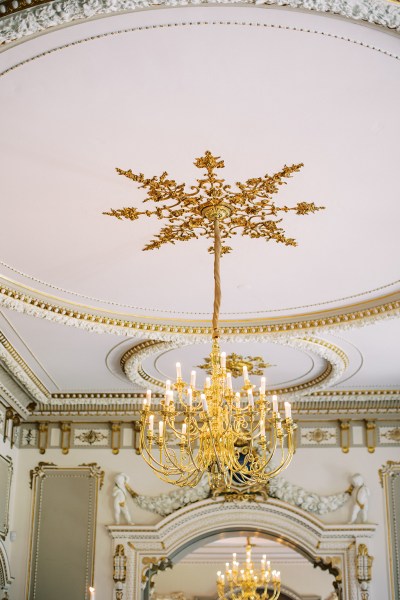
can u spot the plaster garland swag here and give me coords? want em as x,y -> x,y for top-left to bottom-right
0,0 -> 400,46
117,471 -> 355,517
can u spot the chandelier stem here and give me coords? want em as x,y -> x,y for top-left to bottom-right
212,217 -> 222,339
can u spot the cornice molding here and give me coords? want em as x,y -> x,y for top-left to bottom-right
1,282 -> 400,342
0,332 -> 49,404
29,392 -> 400,419
0,0 -> 399,47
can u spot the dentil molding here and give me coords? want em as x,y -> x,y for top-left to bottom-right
0,0 -> 399,46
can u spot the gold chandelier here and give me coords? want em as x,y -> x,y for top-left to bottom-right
104,151 -> 324,490
217,538 -> 281,600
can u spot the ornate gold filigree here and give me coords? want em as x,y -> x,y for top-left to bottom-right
381,427 -> 400,442
104,151 -> 324,253
75,429 -> 108,445
303,428 -> 336,444
198,352 -> 275,378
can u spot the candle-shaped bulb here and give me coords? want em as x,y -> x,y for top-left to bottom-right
221,351 -> 226,369
149,414 -> 154,433
146,389 -> 151,404
201,394 -> 208,412
260,376 -> 266,394
159,420 -> 164,438
226,372 -> 232,390
243,365 -> 249,382
187,388 -> 193,408
263,555 -> 267,562
181,423 -> 187,436
247,388 -> 254,407
272,394 -> 278,413
166,380 -> 171,391
235,392 -> 241,408
233,553 -> 237,561
260,419 -> 265,437
205,376 -> 211,389
190,370 -> 196,388
176,362 -> 182,380
89,587 -> 95,600
284,401 -> 292,419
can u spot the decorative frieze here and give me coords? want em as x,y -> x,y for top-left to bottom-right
300,426 -> 337,446
74,427 -> 109,446
379,426 -> 400,445
16,419 -> 400,453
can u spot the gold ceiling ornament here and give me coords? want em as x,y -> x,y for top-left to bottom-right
103,151 -> 324,490
104,150 -> 324,254
217,537 -> 281,600
198,352 -> 275,378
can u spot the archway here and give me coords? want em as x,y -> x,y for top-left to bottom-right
108,497 -> 376,600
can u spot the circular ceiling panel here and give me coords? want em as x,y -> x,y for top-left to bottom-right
1,9 -> 399,324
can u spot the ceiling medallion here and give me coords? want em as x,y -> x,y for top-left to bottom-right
104,151 -> 324,490
198,353 -> 275,378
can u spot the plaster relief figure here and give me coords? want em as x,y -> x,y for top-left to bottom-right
113,473 -> 134,524
349,473 -> 370,523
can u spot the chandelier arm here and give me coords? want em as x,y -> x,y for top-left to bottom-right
212,218 -> 222,339
139,425 -> 191,476
259,434 -> 294,479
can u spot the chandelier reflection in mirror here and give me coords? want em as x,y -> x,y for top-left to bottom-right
217,538 -> 281,600
104,151 -> 324,490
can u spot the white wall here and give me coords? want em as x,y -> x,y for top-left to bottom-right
6,445 -> 399,600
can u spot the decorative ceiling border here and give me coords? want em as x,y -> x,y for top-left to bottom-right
0,0 -> 399,47
121,336 -> 348,397
31,393 -> 400,419
1,282 -> 400,341
0,332 -> 50,398
0,332 -> 49,404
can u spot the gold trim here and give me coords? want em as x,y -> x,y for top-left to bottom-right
1,279 -> 400,334
339,420 -> 351,453
50,390 -> 400,400
60,422 -> 71,454
38,422 -> 48,454
0,332 -> 50,397
365,420 -> 376,454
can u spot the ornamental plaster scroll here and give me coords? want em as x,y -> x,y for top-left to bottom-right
1,287 -> 400,344
122,335 -> 348,397
108,498 -> 377,600
126,472 -> 353,517
0,0 -> 400,46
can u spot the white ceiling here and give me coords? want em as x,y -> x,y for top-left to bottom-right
0,6 -> 399,401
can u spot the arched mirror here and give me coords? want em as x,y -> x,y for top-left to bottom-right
151,533 -> 338,600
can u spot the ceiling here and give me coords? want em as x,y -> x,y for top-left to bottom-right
0,5 -> 399,414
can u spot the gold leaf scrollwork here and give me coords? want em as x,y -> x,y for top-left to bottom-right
104,151 -> 324,253
198,352 -> 275,378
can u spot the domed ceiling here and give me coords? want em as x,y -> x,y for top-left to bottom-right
0,3 -> 399,413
